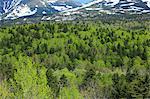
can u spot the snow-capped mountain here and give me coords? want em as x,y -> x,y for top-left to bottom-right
114,0 -> 150,14
0,0 -> 82,19
49,0 -> 82,11
62,0 -> 150,15
0,0 -> 150,20
4,4 -> 37,19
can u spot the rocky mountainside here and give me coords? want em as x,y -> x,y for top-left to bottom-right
0,0 -> 150,20
0,0 -> 81,19
62,0 -> 150,14
114,0 -> 150,14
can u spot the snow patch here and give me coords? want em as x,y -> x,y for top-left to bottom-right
47,0 -> 58,3
51,5 -> 73,11
5,4 -> 37,19
3,0 -> 22,13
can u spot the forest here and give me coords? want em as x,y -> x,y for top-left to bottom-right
0,20 -> 150,98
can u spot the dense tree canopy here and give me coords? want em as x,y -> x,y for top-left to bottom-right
0,20 -> 150,98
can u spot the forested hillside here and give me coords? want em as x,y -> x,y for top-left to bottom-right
0,20 -> 150,98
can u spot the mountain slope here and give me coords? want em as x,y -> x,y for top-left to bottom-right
62,0 -> 150,15
114,0 -> 150,14
0,0 -> 150,20
0,0 -> 82,19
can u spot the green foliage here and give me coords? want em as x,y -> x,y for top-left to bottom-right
0,80 -> 14,98
11,55 -> 51,98
0,20 -> 150,98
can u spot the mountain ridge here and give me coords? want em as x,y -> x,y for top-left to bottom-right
0,0 -> 82,19
0,0 -> 150,20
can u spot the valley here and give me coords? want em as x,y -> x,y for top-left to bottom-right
0,0 -> 150,99
0,18 -> 150,99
